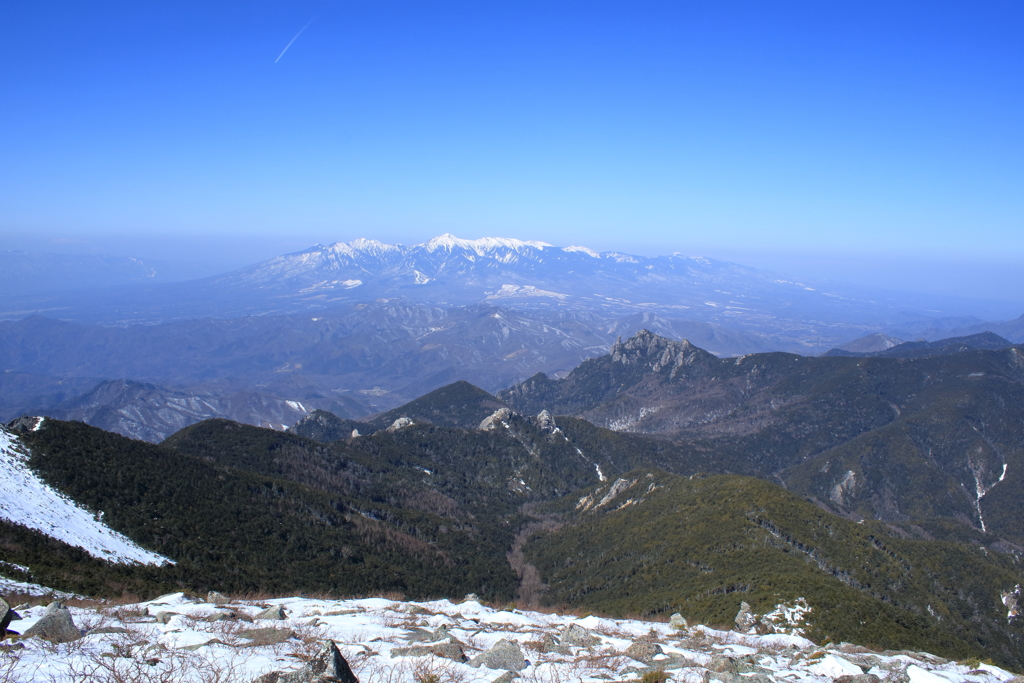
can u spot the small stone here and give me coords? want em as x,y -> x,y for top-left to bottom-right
536,410 -> 556,431
561,623 -> 600,647
625,640 -> 663,664
238,628 -> 295,646
206,611 -> 241,622
391,646 -> 436,658
426,624 -> 451,642
668,613 -> 687,630
207,591 -> 231,605
540,634 -> 570,655
493,672 -> 520,683
88,626 -> 132,635
386,417 -> 415,432
469,638 -> 528,671
0,597 -> 13,638
709,673 -> 745,683
462,593 -> 480,603
183,638 -> 225,651
256,605 -> 288,620
733,601 -> 756,633
253,639 -> 358,683
430,642 -> 467,662
708,655 -> 738,673
154,611 -> 178,624
22,602 -> 81,643
834,676 -> 881,683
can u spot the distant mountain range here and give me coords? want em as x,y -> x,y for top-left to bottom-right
1,235 -> 1021,441
5,235 -> 1019,342
0,304 -> 776,433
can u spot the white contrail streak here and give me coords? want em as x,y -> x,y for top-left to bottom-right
275,19 -> 314,63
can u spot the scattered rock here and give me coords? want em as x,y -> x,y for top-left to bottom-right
252,639 -> 358,683
492,672 -> 520,683
535,410 -> 556,431
834,676 -> 881,683
208,591 -> 231,605
205,609 -> 253,623
386,417 -> 415,433
669,613 -> 687,630
22,602 -> 81,643
88,626 -> 131,635
207,612 -> 234,622
154,611 -> 179,624
560,623 -> 600,647
391,646 -> 436,658
256,605 -> 288,620
426,624 -> 452,642
708,655 -> 739,673
625,640 -> 663,664
430,642 -> 468,662
469,638 -> 528,671
539,634 -> 570,655
0,597 -> 16,638
733,602 -> 757,633
709,673 -> 745,683
658,653 -> 698,670
239,628 -> 296,646
479,409 -> 513,431
403,627 -> 435,643
183,638 -> 225,651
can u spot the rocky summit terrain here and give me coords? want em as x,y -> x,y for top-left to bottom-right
1,592 -> 1020,683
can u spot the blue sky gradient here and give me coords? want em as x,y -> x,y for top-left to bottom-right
1,1 -> 1021,304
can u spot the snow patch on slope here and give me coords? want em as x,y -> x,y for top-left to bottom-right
0,426 -> 172,566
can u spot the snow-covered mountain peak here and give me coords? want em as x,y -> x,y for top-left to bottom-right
564,245 -> 601,258
328,238 -> 406,258
420,233 -> 554,255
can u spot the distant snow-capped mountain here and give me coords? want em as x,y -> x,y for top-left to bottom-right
207,233 -> 890,327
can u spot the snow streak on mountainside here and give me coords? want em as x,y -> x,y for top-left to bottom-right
0,422 -> 171,565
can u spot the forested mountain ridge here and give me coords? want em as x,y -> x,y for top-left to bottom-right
500,330 -> 1024,543
522,471 -> 1024,668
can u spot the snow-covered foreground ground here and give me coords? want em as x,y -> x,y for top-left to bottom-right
1,593 -> 1017,683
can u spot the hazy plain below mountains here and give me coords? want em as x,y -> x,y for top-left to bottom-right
2,235 -> 1023,440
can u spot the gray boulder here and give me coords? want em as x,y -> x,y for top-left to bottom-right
23,602 -> 81,643
239,628 -> 296,646
154,611 -> 179,624
430,642 -> 468,662
208,591 -> 231,605
834,676 -> 881,683
539,634 -> 571,655
393,643 -> 467,663
625,640 -> 663,664
469,639 -> 528,671
252,640 -> 358,683
256,605 -> 288,620
0,596 -> 19,638
708,655 -> 738,673
733,601 -> 756,633
669,613 -> 687,630
560,623 -> 600,647
536,410 -> 556,431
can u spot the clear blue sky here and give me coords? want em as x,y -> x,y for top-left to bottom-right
1,1 -> 1022,305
